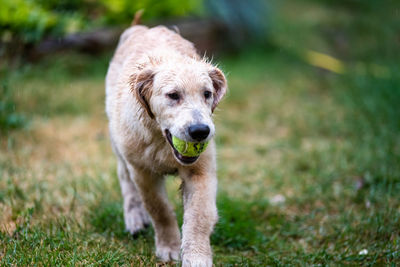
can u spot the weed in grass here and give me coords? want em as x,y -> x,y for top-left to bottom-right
0,80 -> 26,134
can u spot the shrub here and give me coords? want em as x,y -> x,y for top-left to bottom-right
0,0 -> 202,45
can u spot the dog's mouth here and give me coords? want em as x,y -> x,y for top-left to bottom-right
165,129 -> 199,165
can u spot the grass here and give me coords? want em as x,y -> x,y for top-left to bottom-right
1,0 -> 400,265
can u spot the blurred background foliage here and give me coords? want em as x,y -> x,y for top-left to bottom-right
0,0 -> 398,63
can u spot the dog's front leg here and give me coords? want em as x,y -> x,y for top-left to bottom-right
131,166 -> 181,262
180,165 -> 218,267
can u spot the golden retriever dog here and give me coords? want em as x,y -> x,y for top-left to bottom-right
105,16 -> 227,267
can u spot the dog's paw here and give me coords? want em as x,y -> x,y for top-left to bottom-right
156,245 -> 180,262
181,254 -> 212,267
124,205 -> 151,235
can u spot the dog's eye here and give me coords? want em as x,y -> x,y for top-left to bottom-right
167,92 -> 180,100
204,91 -> 212,99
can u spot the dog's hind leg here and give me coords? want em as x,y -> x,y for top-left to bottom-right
133,167 -> 181,262
111,137 -> 150,235
117,159 -> 151,235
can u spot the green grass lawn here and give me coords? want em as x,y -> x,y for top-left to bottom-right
1,0 -> 399,265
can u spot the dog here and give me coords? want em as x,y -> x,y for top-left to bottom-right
105,14 -> 227,267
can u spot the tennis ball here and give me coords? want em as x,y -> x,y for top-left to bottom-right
172,135 -> 209,157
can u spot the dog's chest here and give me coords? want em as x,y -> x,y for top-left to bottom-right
124,134 -> 179,174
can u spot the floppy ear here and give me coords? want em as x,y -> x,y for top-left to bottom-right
130,70 -> 155,119
209,68 -> 227,112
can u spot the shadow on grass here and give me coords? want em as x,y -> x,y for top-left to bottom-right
212,194 -> 270,251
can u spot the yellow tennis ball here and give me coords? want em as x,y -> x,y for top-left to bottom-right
172,135 -> 209,157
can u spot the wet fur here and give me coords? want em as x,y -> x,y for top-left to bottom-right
106,23 -> 227,267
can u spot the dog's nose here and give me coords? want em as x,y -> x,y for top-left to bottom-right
188,124 -> 210,141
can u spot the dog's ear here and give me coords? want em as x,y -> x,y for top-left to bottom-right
130,70 -> 155,119
209,67 -> 227,112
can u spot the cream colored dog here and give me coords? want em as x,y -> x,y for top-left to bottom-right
105,18 -> 227,266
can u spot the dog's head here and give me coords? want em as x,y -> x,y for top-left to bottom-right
130,57 -> 227,165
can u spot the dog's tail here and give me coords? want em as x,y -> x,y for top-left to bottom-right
132,9 -> 144,26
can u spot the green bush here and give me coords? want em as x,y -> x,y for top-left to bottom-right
0,0 -> 202,44
0,0 -> 60,43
